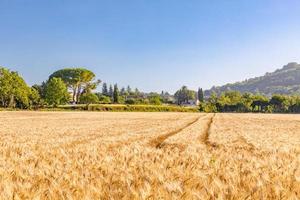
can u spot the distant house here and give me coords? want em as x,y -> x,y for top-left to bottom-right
181,99 -> 199,107
161,93 -> 175,104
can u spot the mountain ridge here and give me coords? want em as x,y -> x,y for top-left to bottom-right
205,62 -> 300,97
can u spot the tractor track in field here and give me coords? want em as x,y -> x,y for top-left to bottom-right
149,115 -> 206,149
200,114 -> 265,156
199,114 -> 258,151
199,113 -> 218,148
104,117 -> 202,149
57,115 -> 207,151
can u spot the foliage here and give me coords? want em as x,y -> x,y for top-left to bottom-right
29,87 -> 41,109
0,67 -> 31,108
4,63 -> 300,113
102,82 -> 108,96
206,62 -> 300,96
201,90 -> 300,113
148,94 -> 162,105
113,84 -> 120,103
127,85 -> 132,95
49,68 -> 100,103
269,94 -> 290,113
44,78 -> 69,106
174,86 -> 196,105
109,84 -> 113,98
125,98 -> 136,105
58,104 -> 199,112
79,93 -> 99,105
197,88 -> 204,102
32,82 -> 47,99
96,93 -> 112,104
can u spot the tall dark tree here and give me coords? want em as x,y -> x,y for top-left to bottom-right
120,87 -> 126,95
109,84 -> 114,98
113,84 -> 120,103
32,82 -> 47,99
198,88 -> 204,102
102,82 -> 108,96
127,85 -> 132,94
134,88 -> 140,97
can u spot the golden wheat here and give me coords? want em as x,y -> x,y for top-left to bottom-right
0,111 -> 299,199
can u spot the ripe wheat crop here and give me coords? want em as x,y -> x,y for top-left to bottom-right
0,112 -> 299,199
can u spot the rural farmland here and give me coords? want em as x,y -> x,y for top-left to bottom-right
0,112 -> 299,199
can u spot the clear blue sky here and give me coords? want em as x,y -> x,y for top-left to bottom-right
1,0 -> 300,93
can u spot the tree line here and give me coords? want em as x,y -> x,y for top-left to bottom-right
201,91 -> 300,113
2,65 -> 300,113
0,66 -> 174,108
0,67 -> 100,108
97,83 -> 167,105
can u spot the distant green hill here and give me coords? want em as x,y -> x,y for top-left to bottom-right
205,62 -> 300,97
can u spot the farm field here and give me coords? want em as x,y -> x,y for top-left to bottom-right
0,112 -> 300,199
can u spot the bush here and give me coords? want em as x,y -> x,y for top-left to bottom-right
125,99 -> 136,105
57,104 -> 199,112
149,96 -> 162,105
79,93 -> 99,105
203,103 -> 218,113
98,95 -> 111,104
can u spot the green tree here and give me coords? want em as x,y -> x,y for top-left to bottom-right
113,84 -> 120,103
120,87 -> 126,95
32,82 -> 47,99
49,68 -> 100,103
96,93 -> 112,104
198,88 -> 204,102
174,86 -> 196,105
102,82 -> 108,96
203,92 -> 218,112
29,87 -> 41,109
217,91 -> 242,112
0,67 -> 31,108
79,93 -> 99,105
125,98 -> 136,105
134,88 -> 140,97
289,97 -> 300,113
127,85 -> 132,95
251,94 -> 269,112
149,96 -> 162,105
44,78 -> 69,106
120,87 -> 129,100
109,84 -> 113,98
270,94 -> 289,112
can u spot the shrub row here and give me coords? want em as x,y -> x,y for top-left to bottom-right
57,104 -> 199,112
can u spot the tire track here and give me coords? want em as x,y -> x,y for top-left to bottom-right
200,114 -> 263,156
106,116 -> 203,150
149,115 -> 206,148
199,113 -> 218,148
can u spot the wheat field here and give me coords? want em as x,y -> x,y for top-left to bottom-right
0,112 -> 299,199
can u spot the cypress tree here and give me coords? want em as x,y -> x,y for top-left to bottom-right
198,88 -> 204,102
102,82 -> 108,96
113,84 -> 119,103
109,84 -> 113,98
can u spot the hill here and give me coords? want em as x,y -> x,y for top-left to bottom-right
205,62 -> 300,97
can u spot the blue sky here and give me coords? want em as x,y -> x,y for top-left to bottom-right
1,0 -> 300,93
